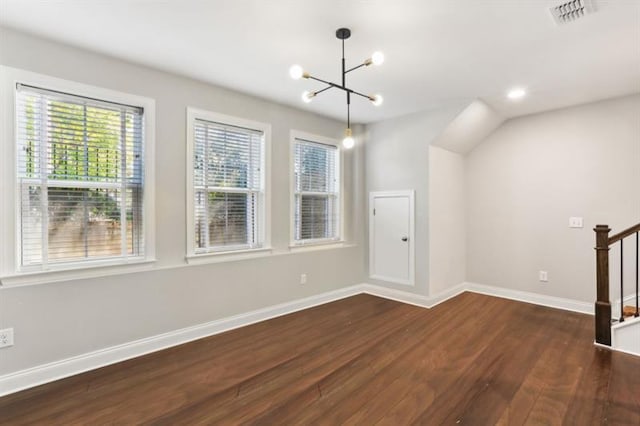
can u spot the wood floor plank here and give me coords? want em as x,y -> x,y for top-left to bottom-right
561,318 -> 612,425
0,292 -> 638,425
337,294 -> 517,425
147,302 -> 423,424
493,307 -> 587,425
226,306 -> 431,424
52,297 -> 403,425
520,314 -> 590,425
253,292 -> 492,425
602,351 -> 640,425
430,305 -> 565,425
1,295 -> 398,424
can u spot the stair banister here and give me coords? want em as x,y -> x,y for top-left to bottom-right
594,222 -> 640,347
594,224 -> 612,346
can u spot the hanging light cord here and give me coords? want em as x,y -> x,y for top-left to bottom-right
343,38 -> 351,130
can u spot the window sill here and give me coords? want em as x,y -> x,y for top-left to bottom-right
288,240 -> 354,253
0,258 -> 157,288
185,247 -> 273,265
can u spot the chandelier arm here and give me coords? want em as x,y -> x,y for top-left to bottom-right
345,63 -> 367,74
307,75 -> 341,88
347,88 -> 374,101
307,75 -> 370,100
314,85 -> 334,96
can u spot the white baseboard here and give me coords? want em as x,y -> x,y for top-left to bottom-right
361,282 -> 467,309
360,284 -> 431,308
361,281 -> 592,315
593,341 -> 612,351
465,282 -> 593,315
0,280 -> 596,397
0,284 -> 364,397
426,283 -> 469,307
611,314 -> 640,357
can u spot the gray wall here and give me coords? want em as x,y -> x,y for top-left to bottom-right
466,94 -> 640,302
364,104 -> 466,295
0,27 -> 366,375
365,93 -> 639,304
428,146 -> 466,294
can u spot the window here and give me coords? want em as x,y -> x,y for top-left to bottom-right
292,133 -> 341,245
14,83 -> 150,271
187,108 -> 269,257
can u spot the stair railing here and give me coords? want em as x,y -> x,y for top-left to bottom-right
594,223 -> 640,346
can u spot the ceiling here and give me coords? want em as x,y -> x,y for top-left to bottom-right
1,0 -> 639,124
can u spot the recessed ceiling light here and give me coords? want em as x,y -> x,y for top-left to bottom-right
507,88 -> 527,100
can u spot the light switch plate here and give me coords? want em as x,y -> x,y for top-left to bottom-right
569,217 -> 583,228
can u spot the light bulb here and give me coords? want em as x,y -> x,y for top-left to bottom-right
371,94 -> 384,106
507,88 -> 526,100
371,51 -> 385,66
342,136 -> 355,149
342,128 -> 355,149
301,91 -> 315,103
289,65 -> 304,80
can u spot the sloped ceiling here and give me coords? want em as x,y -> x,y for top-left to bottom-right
431,100 -> 506,155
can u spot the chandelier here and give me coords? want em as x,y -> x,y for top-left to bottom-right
289,28 -> 384,149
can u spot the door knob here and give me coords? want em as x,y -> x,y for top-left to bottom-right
401,237 -> 408,242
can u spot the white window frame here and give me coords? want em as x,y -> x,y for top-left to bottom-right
185,107 -> 271,263
289,130 -> 344,249
0,66 -> 156,287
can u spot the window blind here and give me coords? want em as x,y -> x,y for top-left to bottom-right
193,118 -> 264,252
16,84 -> 145,268
293,139 -> 340,243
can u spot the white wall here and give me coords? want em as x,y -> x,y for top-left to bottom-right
428,146 -> 466,294
466,94 -> 640,303
365,104 -> 467,295
0,27 -> 366,375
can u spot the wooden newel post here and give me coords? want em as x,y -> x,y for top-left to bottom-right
594,224 -> 611,346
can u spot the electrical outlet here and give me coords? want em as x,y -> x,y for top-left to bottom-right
0,328 -> 14,348
569,217 -> 583,228
300,274 -> 307,285
539,271 -> 548,282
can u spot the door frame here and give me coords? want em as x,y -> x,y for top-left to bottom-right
369,190 -> 415,286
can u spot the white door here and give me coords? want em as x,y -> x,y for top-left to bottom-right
369,191 -> 414,285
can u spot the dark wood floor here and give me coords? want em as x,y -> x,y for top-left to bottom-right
1,292 -> 639,425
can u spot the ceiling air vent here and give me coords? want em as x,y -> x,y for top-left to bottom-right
550,0 -> 595,25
